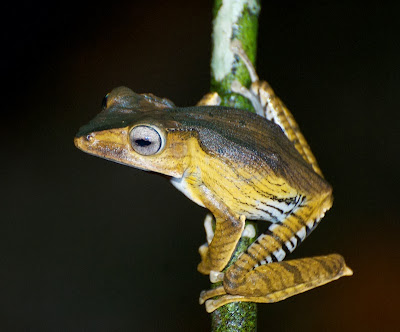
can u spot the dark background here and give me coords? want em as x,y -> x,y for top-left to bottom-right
2,1 -> 399,331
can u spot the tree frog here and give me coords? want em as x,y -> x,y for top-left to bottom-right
75,41 -> 352,313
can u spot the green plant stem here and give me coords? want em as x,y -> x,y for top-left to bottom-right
209,0 -> 261,331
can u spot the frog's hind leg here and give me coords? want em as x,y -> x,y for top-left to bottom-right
203,254 -> 352,313
199,189 -> 341,308
230,39 -> 323,177
222,190 -> 333,289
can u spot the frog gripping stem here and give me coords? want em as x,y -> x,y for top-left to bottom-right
203,254 -> 352,312
209,0 -> 260,330
75,0 -> 351,329
206,0 -> 351,329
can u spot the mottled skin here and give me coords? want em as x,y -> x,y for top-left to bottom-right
75,70 -> 351,312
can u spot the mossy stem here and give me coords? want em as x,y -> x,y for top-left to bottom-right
209,0 -> 261,331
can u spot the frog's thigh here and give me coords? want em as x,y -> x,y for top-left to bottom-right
204,254 -> 352,312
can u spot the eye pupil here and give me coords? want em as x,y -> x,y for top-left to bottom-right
135,139 -> 152,147
130,125 -> 164,156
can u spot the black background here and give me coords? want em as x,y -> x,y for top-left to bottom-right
2,1 -> 399,331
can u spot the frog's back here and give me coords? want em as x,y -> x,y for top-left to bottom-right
166,106 -> 330,197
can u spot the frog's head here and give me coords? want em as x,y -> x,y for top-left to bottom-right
74,87 -> 190,178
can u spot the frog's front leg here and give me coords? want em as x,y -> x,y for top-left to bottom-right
196,92 -> 221,106
197,185 -> 246,275
199,213 -> 257,281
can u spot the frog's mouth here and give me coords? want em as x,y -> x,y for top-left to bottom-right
74,128 -> 132,166
74,128 -> 173,175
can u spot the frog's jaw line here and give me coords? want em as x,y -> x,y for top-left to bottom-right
75,135 -> 163,175
75,138 -> 144,170
75,135 -> 132,166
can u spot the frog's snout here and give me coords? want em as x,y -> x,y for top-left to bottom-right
74,133 -> 93,151
74,135 -> 82,150
74,128 -> 128,156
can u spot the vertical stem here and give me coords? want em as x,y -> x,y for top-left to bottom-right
211,0 -> 260,110
209,0 -> 260,331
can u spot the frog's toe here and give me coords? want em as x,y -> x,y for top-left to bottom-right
198,243 -> 208,259
203,214 -> 215,244
210,270 -> 224,283
230,39 -> 259,82
205,295 -> 248,313
199,286 -> 226,305
242,223 -> 256,238
231,80 -> 264,116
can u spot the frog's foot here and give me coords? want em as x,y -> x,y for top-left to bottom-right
200,254 -> 352,313
230,39 -> 272,117
197,40 -> 259,109
231,80 -> 264,117
199,286 -> 226,305
230,39 -> 259,82
197,92 -> 221,106
230,40 -> 265,117
230,39 -> 325,176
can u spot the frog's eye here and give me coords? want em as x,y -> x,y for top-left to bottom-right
129,125 -> 165,156
102,93 -> 110,109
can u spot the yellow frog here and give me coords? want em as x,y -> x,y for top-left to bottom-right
75,41 -> 351,313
